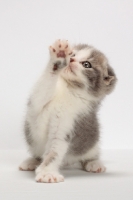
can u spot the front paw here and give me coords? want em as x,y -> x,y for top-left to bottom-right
49,39 -> 73,59
35,170 -> 64,183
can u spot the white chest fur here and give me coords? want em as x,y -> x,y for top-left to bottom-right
27,75 -> 93,157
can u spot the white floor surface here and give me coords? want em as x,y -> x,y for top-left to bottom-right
0,149 -> 133,200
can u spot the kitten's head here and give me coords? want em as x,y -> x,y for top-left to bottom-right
61,44 -> 117,99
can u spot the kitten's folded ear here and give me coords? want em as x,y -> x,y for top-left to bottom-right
104,65 -> 117,94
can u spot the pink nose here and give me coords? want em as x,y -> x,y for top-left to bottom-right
70,58 -> 75,62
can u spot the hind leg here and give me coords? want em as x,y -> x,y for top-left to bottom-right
81,159 -> 106,173
64,143 -> 106,173
62,157 -> 106,173
19,157 -> 41,171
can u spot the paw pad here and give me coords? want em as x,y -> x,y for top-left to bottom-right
49,39 -> 73,59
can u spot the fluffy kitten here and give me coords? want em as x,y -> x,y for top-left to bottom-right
19,40 -> 117,183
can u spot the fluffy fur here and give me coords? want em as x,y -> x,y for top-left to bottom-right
19,40 -> 117,183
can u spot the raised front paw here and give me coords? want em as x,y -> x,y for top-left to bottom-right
35,170 -> 64,183
49,39 -> 73,59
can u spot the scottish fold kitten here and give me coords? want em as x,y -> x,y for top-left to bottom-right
19,40 -> 117,183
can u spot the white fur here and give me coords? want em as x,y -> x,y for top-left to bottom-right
20,40 -> 105,183
35,170 -> 64,183
85,160 -> 106,173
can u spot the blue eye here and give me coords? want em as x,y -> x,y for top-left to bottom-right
82,61 -> 92,68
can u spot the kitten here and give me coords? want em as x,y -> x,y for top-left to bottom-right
19,39 -> 117,183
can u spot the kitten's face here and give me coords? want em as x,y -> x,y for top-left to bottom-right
61,45 -> 116,98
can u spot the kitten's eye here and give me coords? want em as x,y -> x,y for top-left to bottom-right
82,61 -> 92,68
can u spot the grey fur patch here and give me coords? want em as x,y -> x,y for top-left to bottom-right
83,67 -> 104,97
24,120 -> 33,145
43,151 -> 58,166
65,134 -> 71,142
69,80 -> 84,89
68,111 -> 99,155
35,157 -> 42,162
89,49 -> 106,65
82,49 -> 117,97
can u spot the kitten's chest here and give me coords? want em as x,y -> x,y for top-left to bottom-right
31,73 -> 58,113
48,89 -> 89,121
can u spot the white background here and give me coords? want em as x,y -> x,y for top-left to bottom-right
0,0 -> 133,150
0,1 -> 133,200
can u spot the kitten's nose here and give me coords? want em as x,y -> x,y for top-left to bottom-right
70,58 -> 75,62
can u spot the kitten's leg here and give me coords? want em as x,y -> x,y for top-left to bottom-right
63,159 -> 106,173
34,40 -> 73,183
81,159 -> 106,173
81,145 -> 106,173
35,138 -> 69,183
64,144 -> 106,172
19,157 -> 41,171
